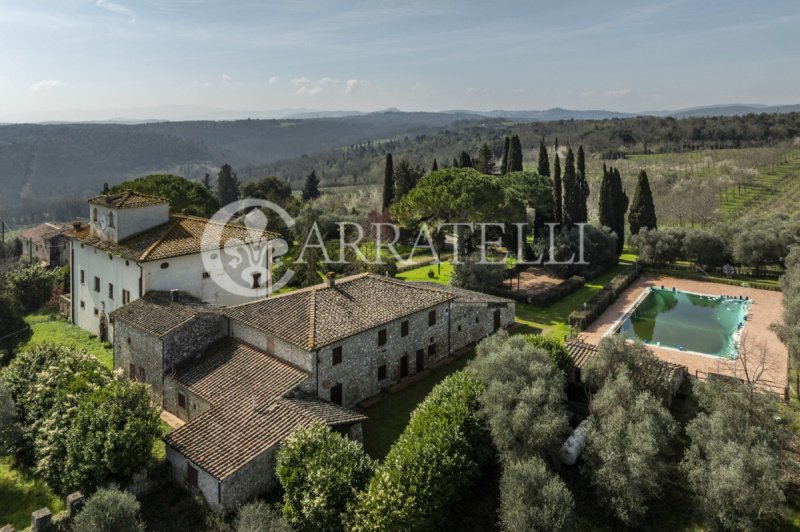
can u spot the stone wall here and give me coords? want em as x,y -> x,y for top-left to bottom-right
450,301 -> 515,352
163,376 -> 213,422
165,445 -> 222,512
162,313 -> 226,371
316,302 -> 451,407
220,444 -> 279,512
113,319 -> 165,399
230,320 -> 314,372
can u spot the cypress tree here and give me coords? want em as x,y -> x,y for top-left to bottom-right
431,158 -> 438,172
301,170 -> 321,201
537,138 -> 550,177
612,168 -> 629,254
629,169 -> 657,235
452,157 -> 460,168
553,153 -> 562,226
475,144 -> 495,175
500,136 -> 511,174
216,163 -> 240,205
562,148 -> 577,225
202,173 -> 211,190
507,135 -> 523,172
382,153 -> 394,209
574,146 -> 589,223
459,151 -> 473,169
394,160 -> 423,200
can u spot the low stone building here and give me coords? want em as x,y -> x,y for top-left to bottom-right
111,273 -> 514,512
20,222 -> 68,267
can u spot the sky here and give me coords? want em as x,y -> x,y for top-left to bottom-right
2,0 -> 799,122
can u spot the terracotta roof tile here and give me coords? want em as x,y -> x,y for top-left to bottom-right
410,282 -> 514,304
164,338 -> 365,479
20,223 -> 65,244
224,274 -> 457,349
171,338 -> 308,406
64,214 -> 281,262
88,191 -> 168,209
109,291 -> 214,337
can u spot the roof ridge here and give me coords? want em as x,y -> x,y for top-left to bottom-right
307,289 -> 317,350
138,217 -> 181,261
372,274 -> 460,299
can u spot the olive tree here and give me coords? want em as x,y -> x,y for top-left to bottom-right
469,331 -> 570,462
235,501 -> 293,532
499,456 -> 575,532
72,487 -> 145,532
584,370 -> 677,525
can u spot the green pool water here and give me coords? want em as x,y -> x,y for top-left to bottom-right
617,287 -> 749,359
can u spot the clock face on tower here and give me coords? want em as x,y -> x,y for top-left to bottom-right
99,212 -> 108,230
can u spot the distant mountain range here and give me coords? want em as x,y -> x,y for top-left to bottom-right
4,103 -> 799,124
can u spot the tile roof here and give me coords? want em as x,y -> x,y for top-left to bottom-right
88,191 -> 169,209
164,338 -> 366,479
224,273 -> 457,350
410,282 -> 514,304
20,223 -> 65,244
64,214 -> 281,262
170,338 -> 308,407
109,291 -> 214,337
566,338 -> 687,393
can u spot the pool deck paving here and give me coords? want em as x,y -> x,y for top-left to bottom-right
581,275 -> 788,396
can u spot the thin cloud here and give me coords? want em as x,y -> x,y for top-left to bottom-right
291,77 -> 312,87
268,76 -> 280,85
345,79 -> 362,94
30,80 -> 62,92
222,73 -> 233,83
604,88 -> 633,97
296,86 -> 322,96
95,0 -> 137,24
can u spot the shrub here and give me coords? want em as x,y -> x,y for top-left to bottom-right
568,266 -> 640,330
470,332 -> 570,462
276,421 -> 374,532
499,456 -> 575,532
523,334 -> 573,377
451,254 -> 504,292
585,371 -> 677,526
0,289 -> 30,361
235,501 -> 293,532
4,344 -> 157,492
6,264 -> 61,312
0,380 -> 20,453
63,379 -> 161,491
349,371 -> 489,531
72,487 -> 145,532
540,225 -> 618,278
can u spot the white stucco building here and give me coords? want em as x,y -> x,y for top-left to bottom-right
65,191 -> 279,341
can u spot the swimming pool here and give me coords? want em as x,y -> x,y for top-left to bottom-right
616,287 -> 750,359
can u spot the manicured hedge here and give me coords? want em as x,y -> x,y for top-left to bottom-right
568,265 -> 642,331
349,371 -> 490,531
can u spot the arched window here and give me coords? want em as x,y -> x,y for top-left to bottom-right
108,212 -> 115,228
93,208 -> 98,222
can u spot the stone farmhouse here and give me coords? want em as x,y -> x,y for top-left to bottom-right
20,222 -> 69,267
64,191 -> 279,342
110,273 -> 515,512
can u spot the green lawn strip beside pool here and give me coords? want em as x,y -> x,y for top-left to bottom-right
23,308 -> 113,369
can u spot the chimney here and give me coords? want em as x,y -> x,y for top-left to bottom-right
72,221 -> 81,230
170,289 -> 179,302
327,272 -> 335,288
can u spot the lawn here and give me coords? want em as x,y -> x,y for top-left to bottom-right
515,265 -> 630,339
0,456 -> 64,530
395,260 -> 453,284
23,308 -> 113,369
361,349 -> 476,459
